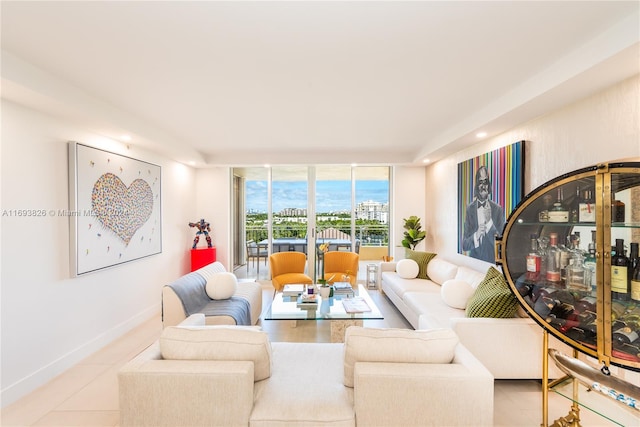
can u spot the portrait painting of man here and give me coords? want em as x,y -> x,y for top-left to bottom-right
457,141 -> 525,263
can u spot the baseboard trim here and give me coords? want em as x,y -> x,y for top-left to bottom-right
1,304 -> 160,408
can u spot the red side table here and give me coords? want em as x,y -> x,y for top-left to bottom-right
190,247 -> 216,271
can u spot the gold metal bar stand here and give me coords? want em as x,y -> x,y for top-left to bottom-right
570,348 -> 581,427
542,330 -> 549,427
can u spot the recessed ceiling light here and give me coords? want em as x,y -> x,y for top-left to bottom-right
476,132 -> 487,138
121,135 -> 132,142
422,159 -> 430,164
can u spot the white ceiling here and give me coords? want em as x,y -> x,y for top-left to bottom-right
2,1 -> 639,167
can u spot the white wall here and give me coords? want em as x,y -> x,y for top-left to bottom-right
0,100 -> 197,406
391,166 -> 427,260
195,168 -> 232,268
425,75 -> 640,270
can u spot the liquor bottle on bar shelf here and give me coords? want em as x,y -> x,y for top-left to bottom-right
537,234 -> 549,278
548,188 -> 569,223
574,295 -> 597,314
567,251 -> 587,292
612,318 -> 639,347
569,232 -> 581,252
569,185 -> 580,223
578,189 -> 595,222
538,193 -> 554,222
620,338 -> 640,359
611,301 -> 627,319
546,233 -> 562,284
628,243 -> 639,303
583,231 -> 597,294
611,239 -> 630,302
611,195 -> 625,223
631,249 -> 640,303
559,237 -> 572,286
533,287 -> 576,321
526,233 -> 541,282
566,324 -> 597,346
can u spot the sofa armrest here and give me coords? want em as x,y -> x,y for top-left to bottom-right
380,261 -> 397,272
179,313 -> 206,326
162,285 -> 187,327
118,342 -> 255,427
353,345 -> 493,427
449,316 -> 571,379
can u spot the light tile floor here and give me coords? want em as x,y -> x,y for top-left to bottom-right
1,274 -> 631,426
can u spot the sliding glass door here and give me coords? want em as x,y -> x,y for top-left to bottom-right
232,166 -> 390,280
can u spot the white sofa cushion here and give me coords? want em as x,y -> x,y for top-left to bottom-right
404,292 -> 466,328
396,259 -> 419,279
343,326 -> 459,387
454,266 -> 488,289
160,325 -> 272,381
381,271 -> 441,299
251,342 -> 354,426
195,261 -> 228,281
205,271 -> 238,300
426,258 -> 458,285
441,279 -> 475,309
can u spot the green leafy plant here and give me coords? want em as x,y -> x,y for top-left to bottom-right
401,216 -> 426,250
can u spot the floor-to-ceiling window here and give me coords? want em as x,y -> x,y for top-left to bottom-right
232,166 -> 390,280
271,166 -> 309,241
354,166 -> 390,260
233,167 -> 268,273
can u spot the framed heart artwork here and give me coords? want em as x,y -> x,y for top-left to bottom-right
68,142 -> 162,276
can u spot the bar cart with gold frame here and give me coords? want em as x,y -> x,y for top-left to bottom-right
495,160 -> 640,426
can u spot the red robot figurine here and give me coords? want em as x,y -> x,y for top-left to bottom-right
189,218 -> 212,249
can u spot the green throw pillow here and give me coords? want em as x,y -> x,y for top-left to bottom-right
405,250 -> 437,280
466,267 -> 518,318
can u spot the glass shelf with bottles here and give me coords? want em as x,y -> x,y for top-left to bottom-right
511,229 -> 603,359
499,163 -> 640,368
513,232 -> 640,365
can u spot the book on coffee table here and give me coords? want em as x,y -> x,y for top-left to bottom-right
333,282 -> 354,294
342,297 -> 371,313
296,293 -> 318,309
283,284 -> 305,297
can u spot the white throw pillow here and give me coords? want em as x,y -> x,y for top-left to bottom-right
454,266 -> 488,289
396,259 -> 419,279
196,261 -> 226,282
160,325 -> 272,381
343,327 -> 458,387
206,272 -> 238,300
441,279 -> 475,309
426,258 -> 458,285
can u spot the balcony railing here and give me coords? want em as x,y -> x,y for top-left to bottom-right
246,223 -> 389,247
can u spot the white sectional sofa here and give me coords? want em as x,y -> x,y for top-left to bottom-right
381,256 -> 571,379
119,314 -> 495,427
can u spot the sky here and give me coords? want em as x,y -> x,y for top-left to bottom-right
246,180 -> 389,213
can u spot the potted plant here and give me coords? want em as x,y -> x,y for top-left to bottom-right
317,242 -> 333,297
401,216 -> 426,251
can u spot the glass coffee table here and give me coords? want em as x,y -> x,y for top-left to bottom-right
263,284 -> 384,342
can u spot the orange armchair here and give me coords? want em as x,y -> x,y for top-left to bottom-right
323,251 -> 359,287
269,251 -> 312,292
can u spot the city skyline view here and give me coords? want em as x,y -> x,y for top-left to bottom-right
246,180 -> 389,213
